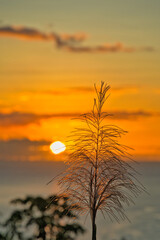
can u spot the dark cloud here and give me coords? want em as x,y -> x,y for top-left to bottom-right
0,110 -> 158,127
64,43 -> 154,53
0,25 -> 154,53
0,25 -> 53,41
64,42 -> 135,53
0,25 -> 87,47
0,112 -> 79,126
0,138 -> 67,161
109,110 -> 154,120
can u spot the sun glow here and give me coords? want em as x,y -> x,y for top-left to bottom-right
50,141 -> 66,154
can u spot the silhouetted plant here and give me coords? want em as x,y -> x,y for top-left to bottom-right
1,210 -> 24,240
1,195 -> 85,240
0,232 -> 7,240
57,82 -> 144,240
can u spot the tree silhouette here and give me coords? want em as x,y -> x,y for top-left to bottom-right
0,232 -> 7,240
1,210 -> 24,240
1,195 -> 85,240
58,82 -> 144,240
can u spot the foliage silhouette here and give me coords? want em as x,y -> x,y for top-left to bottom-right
0,232 -> 7,240
1,209 -> 24,240
57,82 -> 145,240
0,195 -> 85,240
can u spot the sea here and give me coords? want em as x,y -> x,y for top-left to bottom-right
0,161 -> 160,240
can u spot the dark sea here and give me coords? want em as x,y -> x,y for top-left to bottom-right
0,161 -> 160,240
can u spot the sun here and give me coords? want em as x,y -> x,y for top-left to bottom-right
50,141 -> 66,154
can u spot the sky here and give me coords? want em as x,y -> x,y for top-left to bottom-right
0,0 -> 160,161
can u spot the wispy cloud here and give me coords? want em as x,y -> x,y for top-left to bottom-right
34,86 -> 94,96
111,85 -> 140,95
69,86 -> 93,93
0,110 -> 158,127
19,85 -> 140,97
0,112 -> 79,126
109,110 -> 154,120
0,25 -> 87,46
69,85 -> 139,94
63,43 -> 154,53
0,25 -> 154,53
0,25 -> 52,41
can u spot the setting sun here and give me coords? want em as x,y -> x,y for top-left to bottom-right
50,141 -> 66,154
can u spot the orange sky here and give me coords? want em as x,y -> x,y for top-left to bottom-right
0,0 -> 160,161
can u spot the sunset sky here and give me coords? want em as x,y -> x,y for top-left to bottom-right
0,0 -> 160,161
